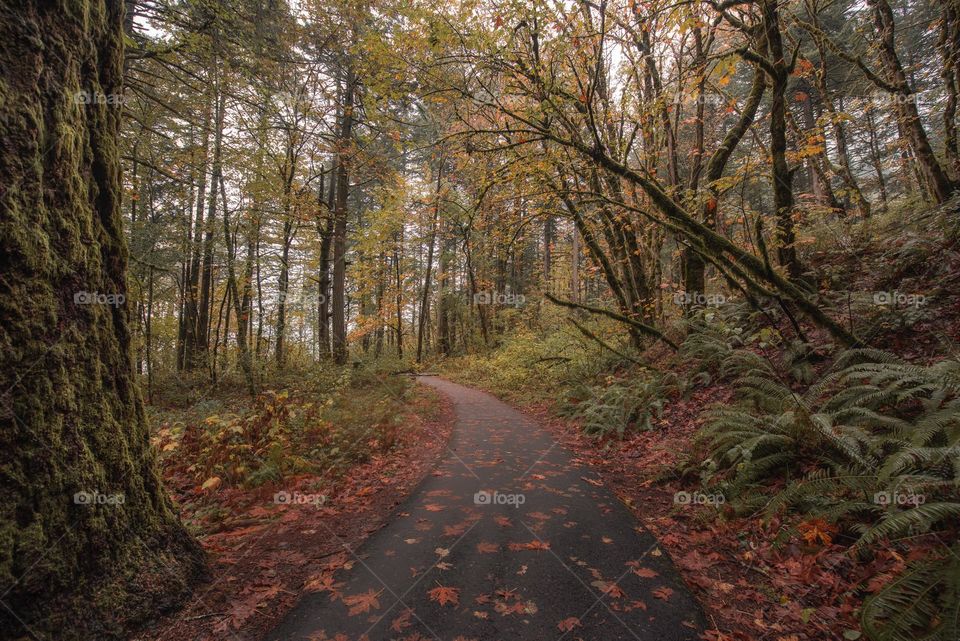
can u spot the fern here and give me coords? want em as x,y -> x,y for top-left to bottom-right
692,343 -> 960,641
861,546 -> 960,641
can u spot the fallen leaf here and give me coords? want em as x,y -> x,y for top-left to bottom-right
428,585 -> 460,606
342,589 -> 382,616
652,586 -> 674,601
557,617 -> 581,631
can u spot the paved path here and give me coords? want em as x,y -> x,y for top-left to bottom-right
265,377 -> 705,641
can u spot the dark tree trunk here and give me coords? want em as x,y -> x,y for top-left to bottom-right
865,105 -> 889,209
394,231 -> 404,358
196,79 -> 224,372
0,2 -> 203,638
317,163 -> 336,358
417,154 -> 443,363
868,0 -> 956,203
220,175 -> 256,396
438,218 -> 455,355
332,68 -> 355,365
762,0 -> 805,281
543,214 -> 554,290
941,3 -> 960,178
685,67 -> 765,299
183,81 -> 213,371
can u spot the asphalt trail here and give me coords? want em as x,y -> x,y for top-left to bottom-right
265,376 -> 706,641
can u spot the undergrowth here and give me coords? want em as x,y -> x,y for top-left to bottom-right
150,357 -> 418,490
682,307 -> 960,641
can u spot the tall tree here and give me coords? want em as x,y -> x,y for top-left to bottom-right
332,66 -> 356,365
0,1 -> 202,637
867,0 -> 956,203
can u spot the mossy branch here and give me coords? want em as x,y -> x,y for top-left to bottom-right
545,293 -> 678,350
566,317 -> 653,368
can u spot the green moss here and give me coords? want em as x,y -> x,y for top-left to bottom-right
0,2 -> 204,639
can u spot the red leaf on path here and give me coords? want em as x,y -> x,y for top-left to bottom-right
428,585 -> 460,606
557,617 -> 581,631
476,542 -> 499,553
307,631 -> 349,641
390,609 -> 413,632
633,567 -> 659,579
342,589 -> 382,615
508,540 -> 550,551
495,587 -> 518,600
627,599 -> 647,611
494,516 -> 512,527
424,503 -> 444,512
494,600 -> 527,615
591,580 -> 625,598
652,586 -> 674,600
304,573 -> 341,594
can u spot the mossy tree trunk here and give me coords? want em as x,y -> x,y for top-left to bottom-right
0,1 -> 203,638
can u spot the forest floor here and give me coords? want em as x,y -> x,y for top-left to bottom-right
132,376 -> 455,641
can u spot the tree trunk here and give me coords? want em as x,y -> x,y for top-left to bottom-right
317,163 -> 336,358
0,2 -> 202,637
762,0 -> 805,281
941,2 -> 960,178
196,79 -> 224,373
220,175 -> 256,396
332,68 -> 355,365
183,77 -> 213,371
394,231 -> 404,358
868,0 -> 956,202
865,105 -> 889,209
685,67 -> 765,299
417,154 -> 443,363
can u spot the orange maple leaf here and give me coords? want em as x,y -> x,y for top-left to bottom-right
652,586 -> 674,600
304,573 -> 341,594
591,580 -> 625,598
390,609 -> 413,633
508,540 -> 550,551
342,589 -> 382,616
798,518 -> 836,546
557,617 -> 581,631
428,585 -> 460,606
476,542 -> 499,553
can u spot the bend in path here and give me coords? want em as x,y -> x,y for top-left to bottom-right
265,376 -> 706,641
